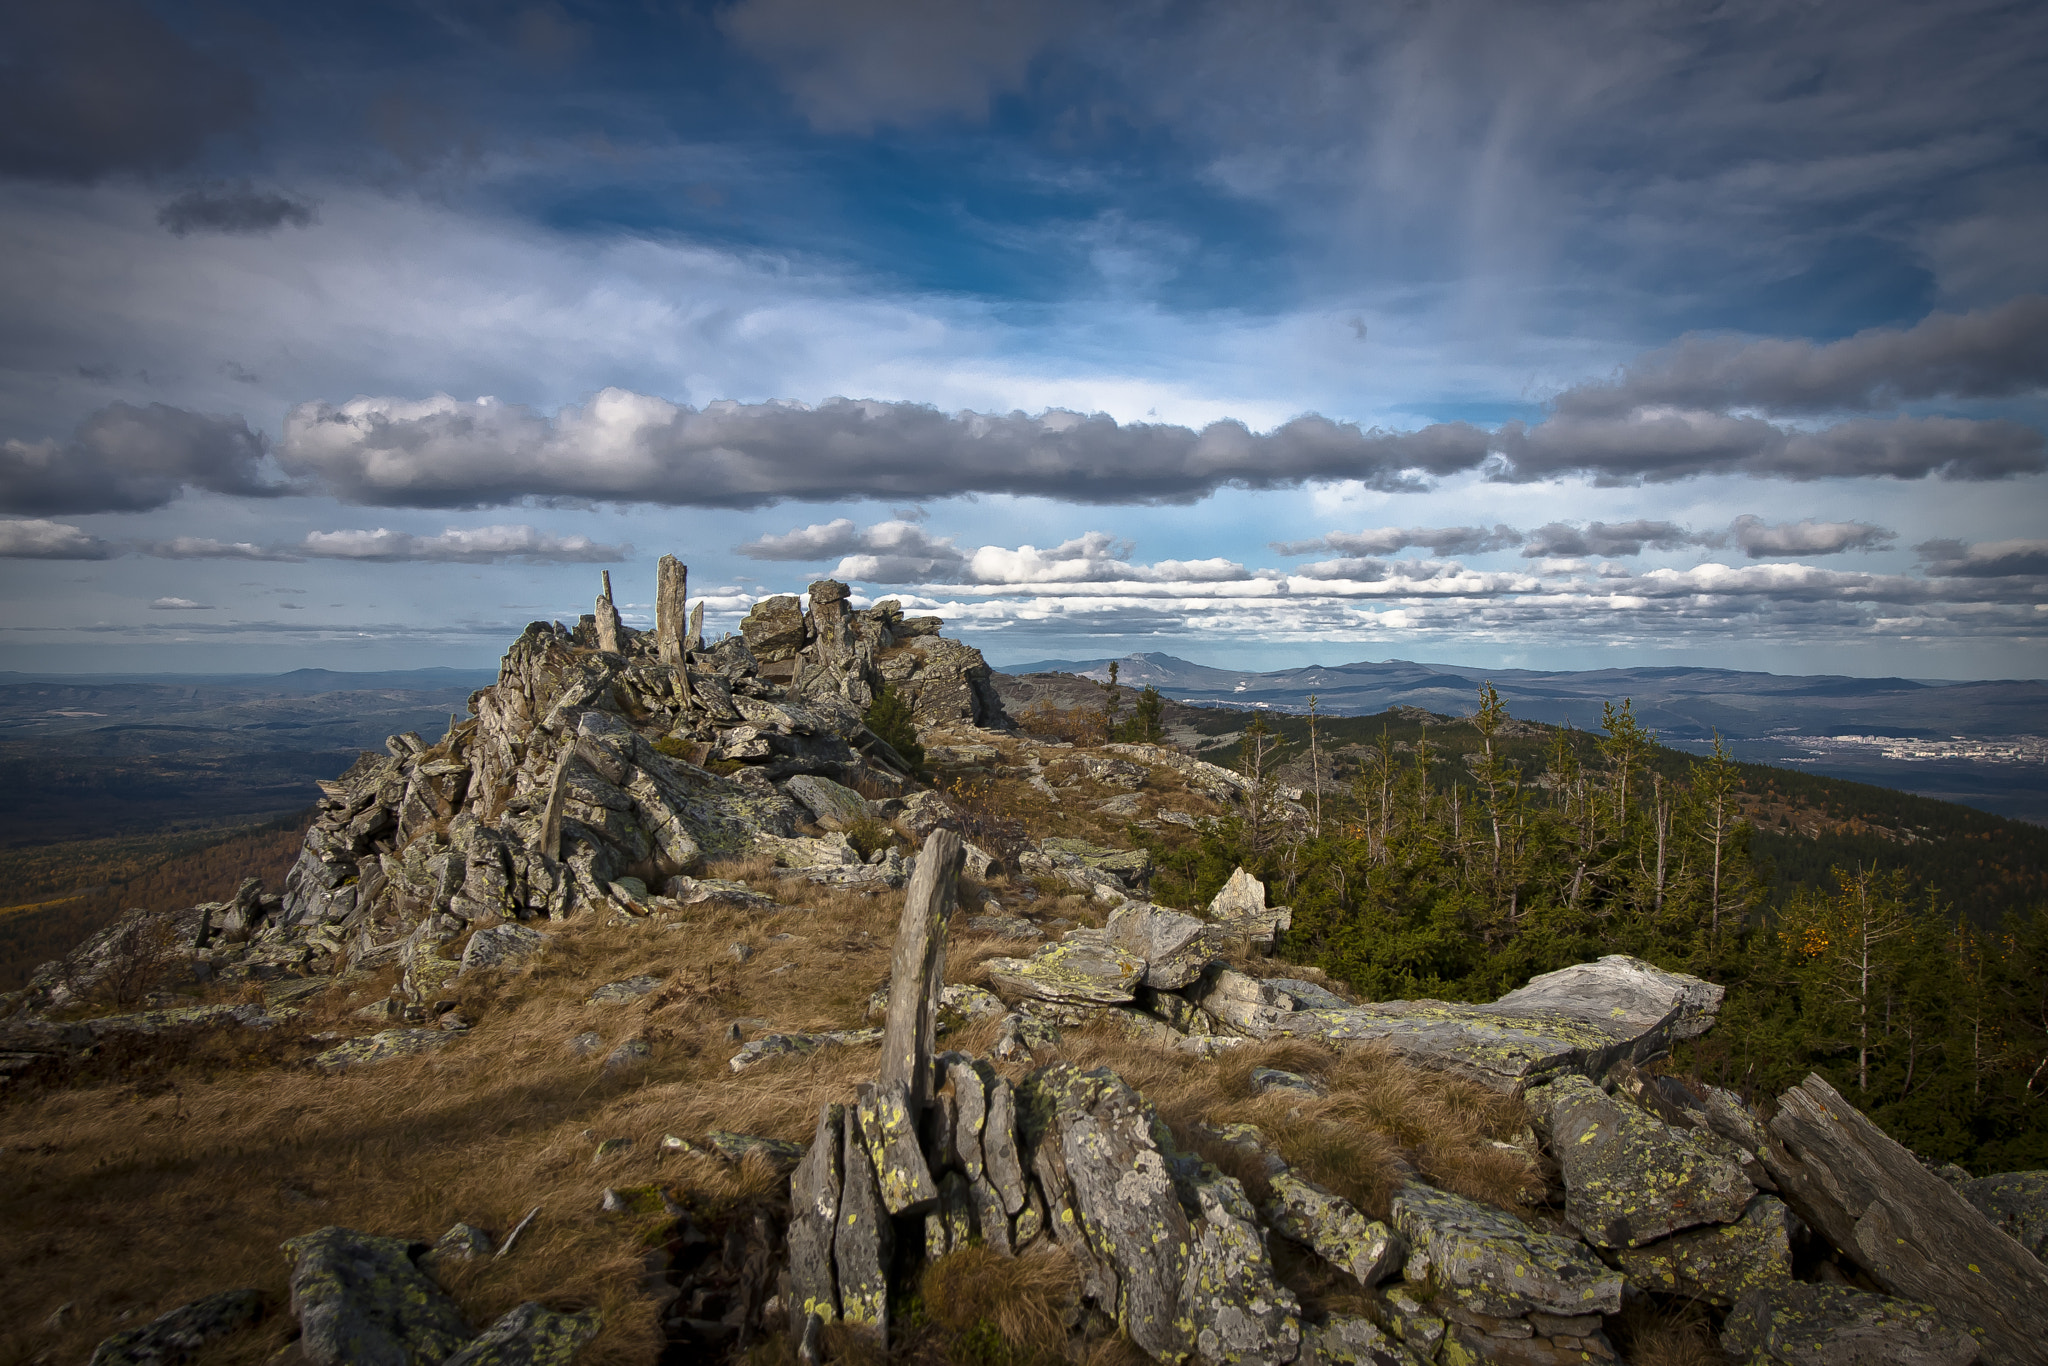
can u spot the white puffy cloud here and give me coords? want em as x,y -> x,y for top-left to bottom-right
142,536 -> 301,560
295,525 -> 629,563
0,518 -> 114,558
148,596 -> 212,610
1271,524 -> 1522,556
1730,515 -> 1893,557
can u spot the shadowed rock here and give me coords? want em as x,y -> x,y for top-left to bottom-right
1961,1171 -> 2048,1262
1722,1282 -> 1980,1366
856,1078 -> 938,1216
787,1103 -> 844,1336
281,1227 -> 470,1366
835,1106 -> 892,1339
1265,1170 -> 1404,1288
441,1302 -> 603,1366
1389,1183 -> 1622,1319
1543,1072 -> 1751,1247
88,1289 -> 265,1366
1614,1194 -> 1795,1306
983,1075 -> 1028,1215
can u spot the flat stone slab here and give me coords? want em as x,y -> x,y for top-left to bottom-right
1105,901 -> 1217,989
588,975 -> 663,1004
985,938 -> 1145,1005
1493,954 -> 1724,1041
312,1029 -> 454,1071
1542,1073 -> 1751,1247
89,1288 -> 265,1366
1615,1195 -> 1795,1306
784,774 -> 872,829
1389,1182 -> 1623,1319
728,1028 -> 881,1073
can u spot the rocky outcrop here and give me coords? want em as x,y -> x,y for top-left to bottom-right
1721,1282 -> 1980,1365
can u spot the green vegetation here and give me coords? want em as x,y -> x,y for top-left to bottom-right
1144,690 -> 2048,1172
863,684 -> 926,772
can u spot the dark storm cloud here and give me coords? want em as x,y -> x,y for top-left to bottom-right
0,0 -> 256,182
1730,515 -> 1893,557
276,392 -> 1492,508
0,403 -> 285,514
1914,538 -> 2048,578
1553,297 -> 2048,419
1520,521 -> 1717,559
157,186 -> 314,236
1270,525 -> 1522,557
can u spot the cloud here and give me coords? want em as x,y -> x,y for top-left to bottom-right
141,536 -> 302,561
277,391 -> 1491,508
741,518 -> 1250,587
156,186 -> 315,236
1915,538 -> 2048,578
148,597 -> 212,610
0,518 -> 115,559
1520,520 -> 1718,558
295,525 -> 629,563
1493,411 -> 2046,484
0,0 -> 256,181
0,403 -> 282,514
1552,296 -> 2048,419
1730,515 -> 1893,558
1271,525 -> 1522,557
721,0 -> 1076,133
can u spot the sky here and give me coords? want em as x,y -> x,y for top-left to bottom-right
1,0 -> 2045,682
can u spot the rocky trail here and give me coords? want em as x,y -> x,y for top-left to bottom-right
3,564 -> 2045,1365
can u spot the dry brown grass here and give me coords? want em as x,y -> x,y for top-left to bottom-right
917,1243 -> 1080,1364
1611,1298 -> 1733,1366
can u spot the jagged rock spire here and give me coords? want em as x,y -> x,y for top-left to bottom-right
655,555 -> 687,669
594,570 -> 624,654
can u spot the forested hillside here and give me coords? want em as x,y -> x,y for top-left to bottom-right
1040,681 -> 2048,1172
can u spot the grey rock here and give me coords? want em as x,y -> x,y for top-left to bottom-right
1250,1067 -> 1329,1099
967,913 -> 1043,940
740,595 -> 807,662
983,1075 -> 1028,1215
1614,1194 -> 1795,1306
835,1105 -> 892,1337
1264,1170 -> 1404,1287
968,1171 -> 1013,1255
654,554 -> 687,671
941,1055 -> 988,1179
1105,901 -> 1218,990
601,1038 -> 650,1071
587,975 -> 662,1004
1188,967 -> 1298,1038
1962,1171 -> 2048,1261
878,828 -> 963,1110
788,1103 -> 845,1334
1296,1314 -> 1427,1366
1722,1282 -> 1981,1366
1545,1072 -> 1750,1247
1264,977 -> 1349,1010
1493,953 -> 1724,1042
785,775 -> 871,830
424,1223 -> 494,1264
565,1031 -> 602,1057
442,1301 -> 603,1366
1389,1182 -> 1622,1318
1377,1284 -> 1446,1358
702,1130 -> 804,1172
460,924 -> 546,971
985,938 -> 1146,1005
311,1029 -> 454,1072
1206,867 -> 1292,947
280,1226 -> 471,1366
856,1078 -> 938,1216
727,941 -> 753,963
1039,836 -> 1151,886
923,1169 -> 976,1260
88,1288 -> 265,1366
727,1028 -> 881,1073
1178,1161 -> 1302,1365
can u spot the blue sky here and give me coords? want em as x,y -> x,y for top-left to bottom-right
1,0 -> 2045,679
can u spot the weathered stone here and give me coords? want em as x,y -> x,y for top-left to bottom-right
703,1131 -> 805,1171
424,1223 -> 494,1264
1722,1282 -> 1981,1366
602,1038 -> 650,1071
1493,953 -> 1724,1043
924,1169 -> 976,1260
281,1226 -> 471,1366
655,555 -> 688,671
1766,1073 -> 2048,1366
588,975 -> 662,1004
939,1055 -> 987,1178
461,924 -> 545,971
1962,1170 -> 2048,1261
992,1010 -> 1061,1061
312,1029 -> 454,1071
1177,1161 -> 1302,1364
968,1171 -> 1013,1255
788,1103 -> 844,1335
1018,1063 -> 1189,1358
1251,1067 -> 1329,1099
1189,967 -> 1298,1038
1040,836 -> 1151,886
1265,1170 -> 1405,1287
1296,1313 -> 1426,1365
835,1105 -> 892,1338
727,1028 -> 881,1073
1207,867 -> 1292,946
1106,901 -> 1218,990
986,938 -> 1146,1005
1264,977 -> 1349,1010
983,1076 -> 1028,1215
441,1302 -> 603,1366
1389,1182 -> 1622,1319
857,1078 -> 939,1216
88,1288 -> 265,1366
785,775 -> 871,830
1378,1284 -> 1446,1358
593,572 -> 624,654
879,828 -> 964,1109
1614,1194 -> 1795,1306
741,595 -> 807,662
1545,1072 -> 1750,1247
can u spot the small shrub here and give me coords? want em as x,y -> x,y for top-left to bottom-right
1018,698 -> 1103,746
862,685 -> 925,772
844,816 -> 890,862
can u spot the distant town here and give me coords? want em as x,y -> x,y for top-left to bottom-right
1772,734 -> 2048,765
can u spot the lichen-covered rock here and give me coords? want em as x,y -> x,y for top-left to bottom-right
1544,1073 -> 1751,1247
983,1075 -> 1028,1215
784,774 -> 872,829
1106,901 -> 1218,989
986,939 -> 1146,1005
88,1288 -> 265,1366
424,1224 -> 494,1264
1614,1194 -> 1795,1306
1962,1171 -> 2048,1261
1189,967 -> 1298,1038
281,1227 -> 471,1366
1040,837 -> 1152,887
856,1078 -> 938,1216
587,975 -> 663,1004
1265,1170 -> 1405,1288
835,1106 -> 892,1337
1389,1183 -> 1622,1319
1721,1282 -> 1981,1366
788,1103 -> 844,1335
741,595 -> 807,662
440,1302 -> 603,1366
1296,1314 -> 1428,1366
461,924 -> 546,971
1251,1067 -> 1329,1099
923,1169 -> 976,1259
1175,1162 -> 1302,1364
600,1038 -> 650,1072
703,1131 -> 805,1172
729,1028 -> 882,1073
1493,953 -> 1725,1043
312,1029 -> 454,1072
1376,1284 -> 1446,1359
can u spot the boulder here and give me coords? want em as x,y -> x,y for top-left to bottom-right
1388,1183 -> 1622,1319
460,924 -> 545,971
985,939 -> 1146,1005
1251,1067 -> 1328,1099
601,1038 -> 651,1072
834,1106 -> 892,1337
740,596 -> 807,663
1105,901 -> 1217,990
312,1029 -> 454,1071
1722,1282 -> 1981,1366
784,775 -> 871,830
440,1302 -> 603,1366
727,1029 -> 881,1073
88,1288 -> 265,1366
1188,967 -> 1297,1038
1766,1073 -> 2048,1366
787,1103 -> 844,1334
1493,953 -> 1724,1042
1614,1194 -> 1795,1306
1265,1170 -> 1405,1287
1178,1161 -> 1302,1365
280,1227 -> 471,1366
588,975 -> 662,1004
1961,1171 -> 2048,1261
1040,837 -> 1151,887
1207,867 -> 1292,947
1543,1072 -> 1751,1247
424,1224 -> 494,1265
1296,1313 -> 1427,1365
